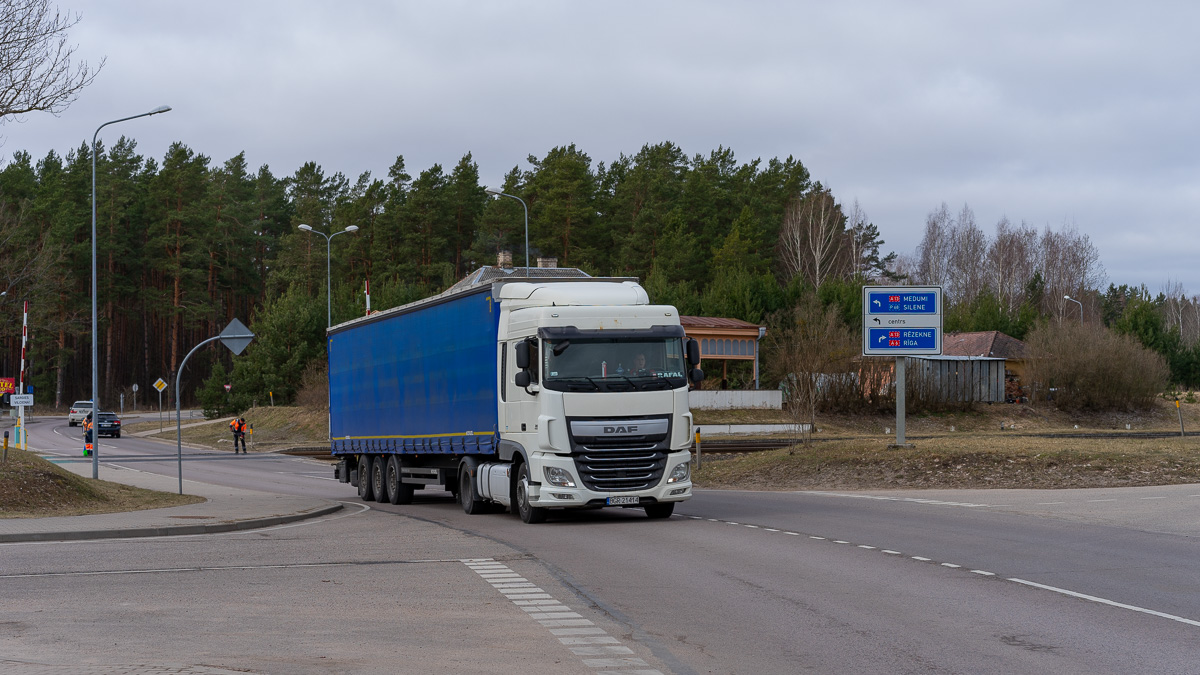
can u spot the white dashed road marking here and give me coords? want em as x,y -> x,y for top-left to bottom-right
680,512 -> 1200,631
463,559 -> 663,675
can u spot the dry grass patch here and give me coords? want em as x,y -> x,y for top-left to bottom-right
0,447 -> 202,518
127,406 -> 328,452
694,397 -> 1200,436
695,433 -> 1200,491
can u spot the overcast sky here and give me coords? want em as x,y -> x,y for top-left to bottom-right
8,1 -> 1199,294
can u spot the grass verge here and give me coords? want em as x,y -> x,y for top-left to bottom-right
695,433 -> 1200,490
0,447 -> 203,518
125,406 -> 328,451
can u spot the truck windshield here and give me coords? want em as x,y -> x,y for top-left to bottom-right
542,337 -> 687,392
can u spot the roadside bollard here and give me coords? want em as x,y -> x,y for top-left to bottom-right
3,429 -> 8,462
694,429 -> 701,471
1178,397 -> 1186,437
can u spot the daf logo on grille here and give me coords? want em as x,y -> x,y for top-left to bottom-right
571,418 -> 668,438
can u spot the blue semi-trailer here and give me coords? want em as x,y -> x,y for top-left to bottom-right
329,266 -> 703,523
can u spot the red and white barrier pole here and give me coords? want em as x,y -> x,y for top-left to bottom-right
19,300 -> 27,450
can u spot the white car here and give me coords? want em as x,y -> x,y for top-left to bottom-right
68,400 -> 93,427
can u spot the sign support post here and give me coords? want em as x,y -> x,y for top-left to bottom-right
175,319 -> 254,494
154,378 -> 168,432
862,286 -> 943,449
895,356 -> 906,446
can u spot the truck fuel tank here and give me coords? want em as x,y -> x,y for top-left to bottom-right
476,462 -> 512,507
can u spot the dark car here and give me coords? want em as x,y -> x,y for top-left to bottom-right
96,411 -> 121,438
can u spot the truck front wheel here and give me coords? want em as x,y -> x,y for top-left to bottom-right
515,462 -> 547,524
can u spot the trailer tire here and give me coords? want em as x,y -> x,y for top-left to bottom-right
372,457 -> 388,503
515,462 -> 547,524
460,465 -> 486,515
644,502 -> 675,519
386,456 -> 414,505
357,456 -> 374,501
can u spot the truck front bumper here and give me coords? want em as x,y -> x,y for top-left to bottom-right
527,451 -> 693,508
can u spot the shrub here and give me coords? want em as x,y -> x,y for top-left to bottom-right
1024,320 -> 1168,411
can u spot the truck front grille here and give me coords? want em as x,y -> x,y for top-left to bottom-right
567,416 -> 672,492
575,449 -> 668,492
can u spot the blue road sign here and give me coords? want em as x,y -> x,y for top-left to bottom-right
867,292 -> 937,314
868,327 -> 938,350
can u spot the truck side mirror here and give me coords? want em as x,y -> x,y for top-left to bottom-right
515,340 -> 530,370
515,371 -> 531,388
686,338 -> 701,366
690,368 -> 705,384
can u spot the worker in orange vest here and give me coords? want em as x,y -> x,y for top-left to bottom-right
83,413 -> 94,456
229,417 -> 248,454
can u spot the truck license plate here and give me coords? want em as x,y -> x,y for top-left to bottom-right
606,496 -> 640,505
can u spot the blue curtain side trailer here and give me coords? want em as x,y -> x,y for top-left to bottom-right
328,285 -> 500,496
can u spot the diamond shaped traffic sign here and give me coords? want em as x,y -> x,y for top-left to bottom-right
219,318 -> 255,356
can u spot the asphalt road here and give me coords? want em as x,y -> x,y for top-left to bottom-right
6,415 -> 1200,673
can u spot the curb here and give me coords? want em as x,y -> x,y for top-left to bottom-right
0,503 -> 344,544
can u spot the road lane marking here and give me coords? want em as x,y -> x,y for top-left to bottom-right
680,513 -> 1200,631
1009,578 -> 1200,628
463,559 -> 664,674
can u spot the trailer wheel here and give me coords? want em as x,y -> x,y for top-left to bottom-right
372,457 -> 388,503
644,502 -> 675,519
357,456 -> 374,501
460,465 -> 486,515
387,456 -> 414,505
515,462 -> 547,524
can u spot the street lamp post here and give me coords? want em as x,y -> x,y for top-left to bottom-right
1064,295 -> 1083,320
484,188 -> 529,269
297,224 -> 359,327
92,105 -> 171,479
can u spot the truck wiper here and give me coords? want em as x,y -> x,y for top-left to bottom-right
553,376 -> 601,391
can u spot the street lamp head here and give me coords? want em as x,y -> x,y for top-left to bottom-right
297,224 -> 313,232
148,105 -> 172,115
344,225 -> 359,233
484,187 -> 501,196
1064,295 -> 1071,300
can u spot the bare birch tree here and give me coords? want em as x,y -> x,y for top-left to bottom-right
765,297 -> 858,440
986,217 -> 1038,314
945,204 -> 986,304
779,186 -> 846,289
1038,222 -> 1105,320
0,0 -> 102,125
1161,277 -> 1187,338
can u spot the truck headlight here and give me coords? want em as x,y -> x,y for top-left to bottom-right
667,462 -> 690,483
543,466 -> 577,488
